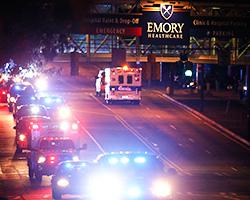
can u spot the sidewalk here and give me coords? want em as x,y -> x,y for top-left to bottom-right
159,87 -> 249,143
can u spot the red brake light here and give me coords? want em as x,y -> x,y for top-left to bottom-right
49,156 -> 56,164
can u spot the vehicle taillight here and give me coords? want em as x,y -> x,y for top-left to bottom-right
19,134 -> 26,142
2,91 -> 6,95
49,156 -> 56,164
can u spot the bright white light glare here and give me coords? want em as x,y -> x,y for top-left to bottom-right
108,157 -> 119,165
57,178 -> 69,187
134,156 -> 146,164
45,97 -> 52,104
58,106 -> 71,119
185,70 -> 192,77
88,174 -> 123,200
31,106 -> 40,114
65,163 -> 73,169
71,123 -> 78,130
243,86 -> 247,91
19,134 -> 26,141
37,156 -> 46,164
60,121 -> 70,131
120,156 -> 130,164
35,77 -> 48,91
151,179 -> 172,198
56,98 -> 62,103
127,186 -> 141,198
72,156 -> 79,161
189,82 -> 195,86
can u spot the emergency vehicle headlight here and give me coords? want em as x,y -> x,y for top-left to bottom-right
88,173 -> 123,200
58,106 -> 71,119
35,77 -> 48,91
72,155 -> 79,161
57,178 -> 69,187
60,121 -> 70,131
71,123 -> 78,130
37,156 -> 46,164
151,179 -> 172,197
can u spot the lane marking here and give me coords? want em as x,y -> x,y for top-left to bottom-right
170,124 -> 177,130
91,94 -> 189,175
205,150 -> 211,154
231,167 -> 238,172
188,138 -> 194,143
80,125 -> 105,154
155,114 -> 161,119
155,91 -> 250,150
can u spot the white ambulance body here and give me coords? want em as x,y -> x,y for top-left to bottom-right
104,66 -> 142,104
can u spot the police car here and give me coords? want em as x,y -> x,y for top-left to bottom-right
51,152 -> 176,200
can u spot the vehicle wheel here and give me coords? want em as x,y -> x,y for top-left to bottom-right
35,172 -> 42,184
52,189 -> 62,200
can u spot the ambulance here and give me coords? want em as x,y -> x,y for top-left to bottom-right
96,65 -> 142,104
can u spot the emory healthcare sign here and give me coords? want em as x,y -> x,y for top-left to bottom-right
141,4 -> 190,45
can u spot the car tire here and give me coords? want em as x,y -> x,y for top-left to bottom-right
52,189 -> 62,200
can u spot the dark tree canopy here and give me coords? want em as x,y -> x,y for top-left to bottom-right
0,0 -> 92,66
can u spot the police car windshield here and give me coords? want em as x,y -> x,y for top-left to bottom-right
39,139 -> 75,150
16,106 -> 48,118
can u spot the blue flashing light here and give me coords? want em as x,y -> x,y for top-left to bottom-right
56,98 -> 62,103
81,162 -> 87,167
120,156 -> 130,164
15,85 -> 21,90
108,157 -> 119,165
65,162 -> 73,169
45,97 -> 52,104
134,156 -> 146,164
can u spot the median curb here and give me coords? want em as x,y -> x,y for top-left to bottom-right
153,90 -> 250,147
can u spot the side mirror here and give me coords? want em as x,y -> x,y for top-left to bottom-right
13,126 -> 16,129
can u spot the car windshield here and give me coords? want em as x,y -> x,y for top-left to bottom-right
39,139 -> 75,150
16,96 -> 37,106
16,105 -> 48,118
10,84 -> 27,96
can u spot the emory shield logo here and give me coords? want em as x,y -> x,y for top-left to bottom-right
160,4 -> 173,21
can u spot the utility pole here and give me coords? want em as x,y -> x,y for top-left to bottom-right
198,63 -> 205,112
247,65 -> 250,140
